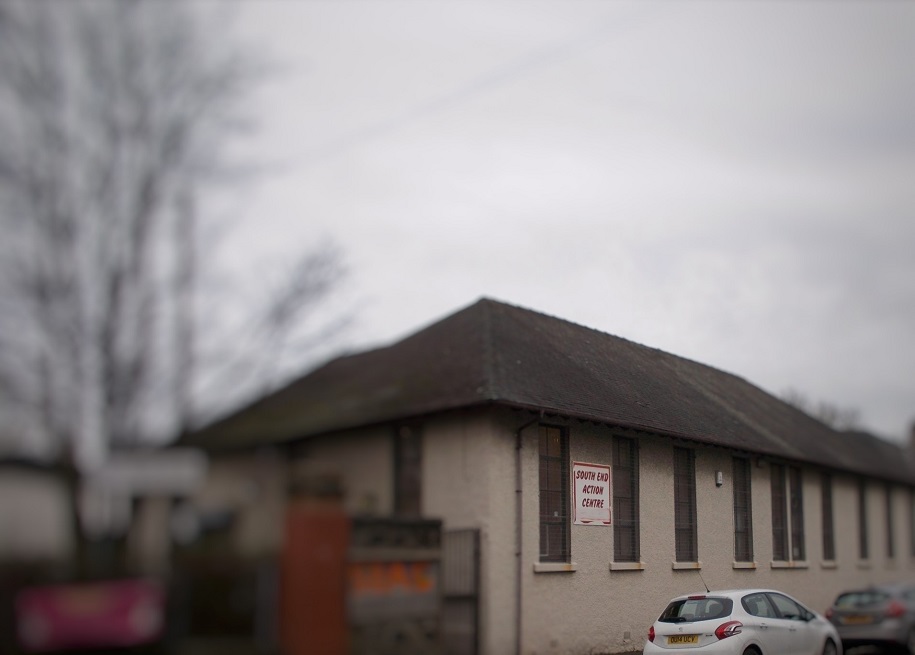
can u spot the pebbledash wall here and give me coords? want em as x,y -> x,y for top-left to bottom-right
515,415 -> 901,655
278,404 -> 915,655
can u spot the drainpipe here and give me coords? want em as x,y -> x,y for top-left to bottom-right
515,416 -> 540,655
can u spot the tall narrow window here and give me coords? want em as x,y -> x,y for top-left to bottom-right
613,436 -> 640,562
789,467 -> 805,560
886,484 -> 895,559
771,464 -> 804,561
909,490 -> 915,558
821,473 -> 835,561
858,479 -> 869,560
394,424 -> 422,515
674,447 -> 698,562
539,425 -> 569,562
733,457 -> 753,562
771,464 -> 788,561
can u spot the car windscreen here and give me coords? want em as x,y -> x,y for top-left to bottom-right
834,591 -> 890,608
659,597 -> 733,623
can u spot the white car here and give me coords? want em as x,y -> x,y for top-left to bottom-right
643,589 -> 842,655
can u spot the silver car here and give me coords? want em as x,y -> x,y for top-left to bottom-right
827,583 -> 915,654
644,588 -> 841,655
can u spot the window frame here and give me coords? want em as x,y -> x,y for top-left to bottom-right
673,447 -> 698,562
538,424 -> 570,563
732,456 -> 753,562
394,424 -> 422,516
821,473 -> 835,561
789,467 -> 805,561
909,489 -> 915,558
858,478 -> 869,560
770,463 -> 805,562
886,483 -> 895,560
613,435 -> 640,563
771,464 -> 789,561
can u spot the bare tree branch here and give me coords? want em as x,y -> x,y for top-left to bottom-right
0,0 -> 351,464
781,387 -> 862,431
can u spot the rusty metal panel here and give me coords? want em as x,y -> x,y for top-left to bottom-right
347,518 -> 442,655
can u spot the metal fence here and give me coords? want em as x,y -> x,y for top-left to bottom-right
441,529 -> 480,655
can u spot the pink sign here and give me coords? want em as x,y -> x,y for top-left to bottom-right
15,579 -> 165,652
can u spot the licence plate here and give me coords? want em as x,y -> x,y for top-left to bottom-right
668,635 -> 699,645
842,615 -> 874,625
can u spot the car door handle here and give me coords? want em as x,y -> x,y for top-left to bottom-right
759,623 -> 769,630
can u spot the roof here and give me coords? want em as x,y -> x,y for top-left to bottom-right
184,298 -> 915,484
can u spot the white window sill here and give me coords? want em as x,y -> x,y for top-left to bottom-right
672,561 -> 702,570
732,561 -> 757,570
770,560 -> 809,569
821,560 -> 838,570
609,561 -> 645,571
533,562 -> 577,573
857,560 -> 871,570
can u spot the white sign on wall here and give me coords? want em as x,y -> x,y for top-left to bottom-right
572,461 -> 612,525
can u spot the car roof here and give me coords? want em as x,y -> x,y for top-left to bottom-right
836,583 -> 915,596
669,589 -> 787,601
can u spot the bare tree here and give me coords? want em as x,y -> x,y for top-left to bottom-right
0,0 -> 345,466
781,388 -> 862,431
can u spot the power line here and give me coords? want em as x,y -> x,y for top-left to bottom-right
296,6 -> 661,167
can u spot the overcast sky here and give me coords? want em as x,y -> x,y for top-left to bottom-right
215,1 -> 914,442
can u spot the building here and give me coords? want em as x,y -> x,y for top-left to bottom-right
0,451 -> 208,654
185,298 -> 915,655
0,459 -> 75,567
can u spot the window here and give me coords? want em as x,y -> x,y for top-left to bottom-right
394,424 -> 422,515
821,473 -> 835,561
771,464 -> 804,561
539,425 -> 569,562
909,490 -> 915,558
789,467 -> 805,560
742,592 -> 776,618
746,591 -> 813,622
613,436 -> 639,562
768,592 -> 811,621
771,465 -> 788,560
673,447 -> 697,562
886,484 -> 895,559
858,479 -> 869,560
659,597 -> 733,623
733,457 -> 753,562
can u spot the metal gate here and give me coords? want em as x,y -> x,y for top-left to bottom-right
442,529 -> 480,655
348,517 -> 443,655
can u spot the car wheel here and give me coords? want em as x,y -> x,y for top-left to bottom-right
821,639 -> 837,655
742,648 -> 760,655
906,627 -> 915,655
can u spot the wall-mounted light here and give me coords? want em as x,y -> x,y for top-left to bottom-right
715,471 -> 724,487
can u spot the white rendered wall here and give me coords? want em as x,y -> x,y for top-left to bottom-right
194,449 -> 288,557
200,411 -> 915,655
0,470 -> 73,561
514,417 -> 915,655
292,425 -> 394,516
